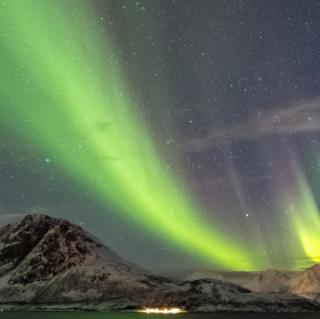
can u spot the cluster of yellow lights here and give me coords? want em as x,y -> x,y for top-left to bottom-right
140,307 -> 184,314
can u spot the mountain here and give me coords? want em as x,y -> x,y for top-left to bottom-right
0,214 -> 165,309
241,265 -> 320,302
183,269 -> 227,281
0,214 -> 319,312
243,269 -> 292,293
181,269 -> 255,286
287,264 -> 320,302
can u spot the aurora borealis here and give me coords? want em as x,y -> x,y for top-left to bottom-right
1,0 -> 320,271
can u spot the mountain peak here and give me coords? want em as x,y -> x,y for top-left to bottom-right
0,214 -> 125,285
287,264 -> 320,300
295,263 -> 320,282
306,264 -> 320,275
243,269 -> 290,293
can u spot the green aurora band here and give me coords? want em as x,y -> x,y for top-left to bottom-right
0,0 -> 262,270
281,155 -> 320,267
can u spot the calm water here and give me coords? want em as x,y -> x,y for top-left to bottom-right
0,313 -> 319,319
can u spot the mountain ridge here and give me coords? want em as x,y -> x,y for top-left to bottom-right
0,214 -> 319,312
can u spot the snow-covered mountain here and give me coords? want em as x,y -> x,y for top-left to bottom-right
0,214 -> 165,308
0,214 -> 319,312
243,269 -> 292,293
287,264 -> 320,302
241,265 -> 320,302
180,269 -> 254,286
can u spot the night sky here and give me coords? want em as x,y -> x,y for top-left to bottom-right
1,0 -> 320,271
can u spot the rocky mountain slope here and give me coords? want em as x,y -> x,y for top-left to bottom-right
0,214 -> 319,312
243,269 -> 292,293
287,264 -> 320,302
241,265 -> 320,302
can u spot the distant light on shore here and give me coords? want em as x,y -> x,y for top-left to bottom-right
140,307 -> 185,314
